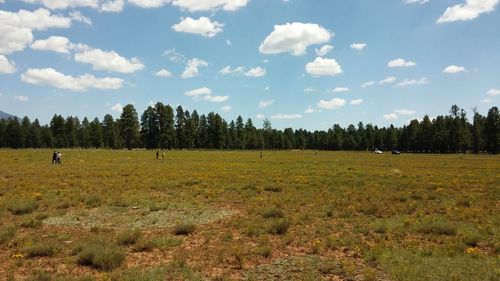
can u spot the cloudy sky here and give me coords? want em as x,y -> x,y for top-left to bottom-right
0,0 -> 499,130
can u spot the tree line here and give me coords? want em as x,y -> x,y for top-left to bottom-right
0,103 -> 498,154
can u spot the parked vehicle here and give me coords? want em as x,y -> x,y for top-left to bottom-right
374,149 -> 383,154
392,150 -> 401,155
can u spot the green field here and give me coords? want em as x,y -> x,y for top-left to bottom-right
0,150 -> 499,281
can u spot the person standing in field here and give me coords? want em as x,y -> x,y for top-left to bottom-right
162,151 -> 165,159
156,150 -> 159,159
52,151 -> 57,164
57,152 -> 62,164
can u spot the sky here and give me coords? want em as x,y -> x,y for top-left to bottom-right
0,0 -> 499,130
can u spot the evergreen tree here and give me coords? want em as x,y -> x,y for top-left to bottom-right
6,118 -> 24,148
175,105 -> 186,149
78,117 -> 91,148
485,106 -> 499,154
50,114 -> 66,148
119,104 -> 140,150
141,106 -> 160,149
28,119 -> 42,148
89,117 -> 104,148
472,108 -> 484,154
102,114 -> 118,149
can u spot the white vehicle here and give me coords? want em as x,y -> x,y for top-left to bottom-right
374,149 -> 383,154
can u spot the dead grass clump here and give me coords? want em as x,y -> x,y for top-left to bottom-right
8,200 -> 38,215
24,243 -> 59,258
173,223 -> 195,236
261,207 -> 284,219
266,219 -> 290,235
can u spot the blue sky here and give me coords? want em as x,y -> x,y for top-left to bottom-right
0,0 -> 499,130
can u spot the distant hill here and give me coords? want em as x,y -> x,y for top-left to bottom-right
0,110 -> 16,120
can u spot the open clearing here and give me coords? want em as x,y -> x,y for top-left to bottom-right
0,150 -> 499,281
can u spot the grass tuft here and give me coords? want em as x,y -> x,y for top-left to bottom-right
7,200 -> 38,215
173,223 -> 195,236
77,240 -> 125,270
116,229 -> 142,246
266,219 -> 290,235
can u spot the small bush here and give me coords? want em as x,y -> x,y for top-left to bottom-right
27,271 -> 52,281
266,219 -> 290,235
173,223 -> 195,236
263,186 -> 282,192
319,261 -> 344,275
462,232 -> 483,247
261,207 -> 284,219
84,194 -> 102,208
0,226 -> 16,245
20,217 -> 42,228
133,236 -> 182,252
416,219 -> 456,236
116,229 -> 142,246
24,243 -> 58,258
254,246 -> 272,258
77,240 -> 125,270
456,199 -> 471,208
7,200 -> 38,215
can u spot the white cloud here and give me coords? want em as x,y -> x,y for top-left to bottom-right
0,55 -> 16,73
256,114 -> 265,119
171,0 -> 249,12
259,22 -> 332,56
405,0 -> 429,5
226,39 -> 231,46
21,68 -> 124,91
305,106 -> 314,113
443,65 -> 466,74
0,8 -> 72,55
14,95 -> 29,102
487,89 -> 500,96
221,105 -> 232,112
163,48 -> 185,63
219,65 -> 244,75
315,44 -> 333,56
380,76 -> 397,85
350,99 -> 363,105
388,58 -> 416,68
155,69 -> 172,78
305,57 -> 342,77
350,43 -> 367,51
110,103 -> 122,112
304,87 -> 317,93
317,98 -> 346,110
271,113 -> 303,120
69,11 -> 92,25
245,67 -> 266,77
185,86 -> 228,103
129,0 -> 169,8
397,78 -> 428,87
31,36 -> 88,54
383,113 -> 398,121
395,109 -> 416,115
481,98 -> 492,103
172,17 -> 223,38
258,99 -> 274,108
437,0 -> 499,23
362,81 -> 375,88
75,48 -> 144,73
101,0 -> 125,12
181,58 -> 208,78
330,87 -> 349,93
21,0 -> 99,10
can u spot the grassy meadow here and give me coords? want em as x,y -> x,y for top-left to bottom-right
0,149 -> 499,281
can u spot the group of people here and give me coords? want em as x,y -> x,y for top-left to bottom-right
156,150 -> 166,159
52,151 -> 62,164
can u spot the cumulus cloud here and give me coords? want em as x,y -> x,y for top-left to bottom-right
388,58 -> 416,68
383,113 -> 398,121
74,48 -> 144,73
361,81 -> 375,88
219,66 -> 244,75
305,106 -> 315,114
256,114 -> 265,119
0,55 -> 16,73
171,0 -> 249,12
0,8 -> 72,55
304,87 -> 317,93
350,43 -> 367,51
110,103 -> 123,112
221,105 -> 232,112
405,0 -> 429,4
31,36 -> 88,54
259,22 -> 332,56
155,69 -> 172,78
397,78 -> 428,87
305,57 -> 342,77
181,58 -> 208,78
258,99 -> 274,108
14,95 -> 29,102
380,76 -> 397,85
487,89 -> 500,96
317,98 -> 346,110
245,67 -> 266,77
69,11 -> 92,25
101,0 -> 125,12
21,0 -> 99,10
21,68 -> 124,91
172,17 -> 223,37
437,0 -> 499,23
443,65 -> 466,74
481,98 -> 492,103
395,109 -> 416,115
271,113 -> 303,120
163,48 -> 185,63
330,87 -> 349,93
315,45 -> 333,56
350,99 -> 363,105
129,0 -> 169,8
185,87 -> 228,103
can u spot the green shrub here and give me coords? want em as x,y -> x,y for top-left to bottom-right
266,219 -> 290,235
116,229 -> 142,246
84,195 -> 102,207
133,236 -> 182,252
173,224 -> 195,236
7,200 -> 38,215
261,207 -> 284,219
254,246 -> 272,258
263,186 -> 282,192
462,232 -> 483,247
416,219 -> 457,236
27,271 -> 52,281
24,243 -> 58,258
0,226 -> 16,245
77,240 -> 125,270
20,217 -> 43,228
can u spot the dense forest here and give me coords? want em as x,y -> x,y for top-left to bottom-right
0,104 -> 498,154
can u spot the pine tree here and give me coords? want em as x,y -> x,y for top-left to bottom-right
485,106 -> 499,154
119,104 -> 140,150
